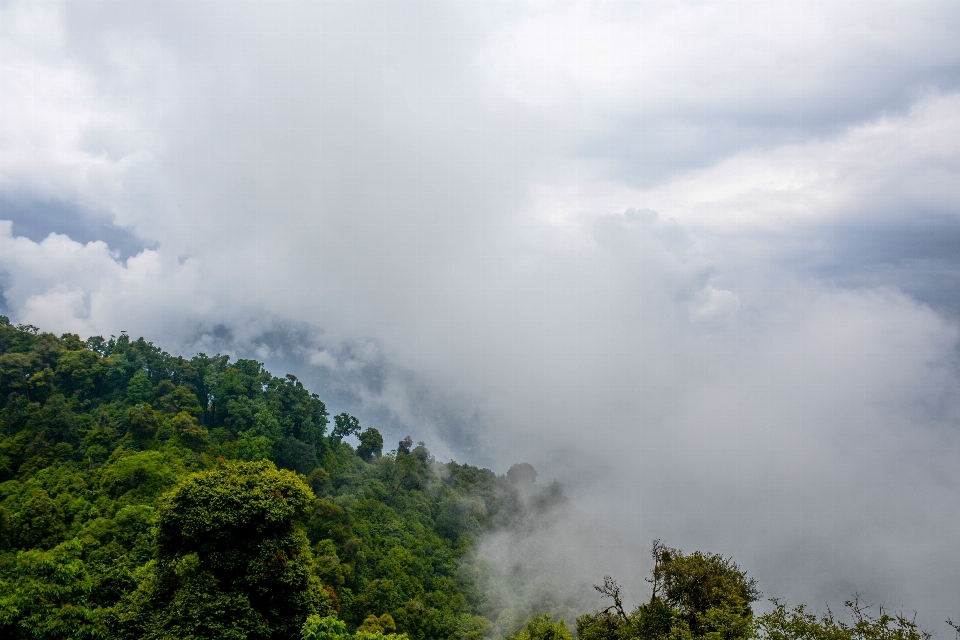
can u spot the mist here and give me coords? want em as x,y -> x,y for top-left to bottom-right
3,0 -> 960,635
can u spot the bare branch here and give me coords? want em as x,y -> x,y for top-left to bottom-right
946,617 -> 960,640
594,575 -> 627,620
647,538 -> 669,604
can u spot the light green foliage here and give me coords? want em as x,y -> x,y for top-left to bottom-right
302,613 -> 412,640
510,614 -> 573,640
233,429 -> 274,461
166,411 -> 208,448
153,460 -> 312,553
0,538 -> 109,638
303,614 -> 352,640
757,599 -> 931,640
354,632 -> 411,640
126,370 -> 153,405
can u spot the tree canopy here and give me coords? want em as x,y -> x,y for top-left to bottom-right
115,460 -> 330,639
0,318 -> 564,639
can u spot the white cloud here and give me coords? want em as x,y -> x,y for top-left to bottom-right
484,2 -> 960,179
0,221 -> 213,340
515,90 -> 960,236
0,1 -> 162,225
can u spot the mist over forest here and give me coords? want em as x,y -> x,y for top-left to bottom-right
2,1 -> 960,638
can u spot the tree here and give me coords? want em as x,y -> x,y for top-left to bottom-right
116,460 -> 331,639
358,613 -> 397,634
507,463 -> 537,484
276,436 -> 318,473
331,413 -> 361,445
356,427 -> 384,461
302,615 -> 352,640
653,541 -> 758,640
511,614 -> 573,640
577,541 -> 758,640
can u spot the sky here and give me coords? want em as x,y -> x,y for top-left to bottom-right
2,0 -> 960,632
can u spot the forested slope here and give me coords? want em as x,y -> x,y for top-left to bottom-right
0,318 -> 562,639
0,318 -> 942,640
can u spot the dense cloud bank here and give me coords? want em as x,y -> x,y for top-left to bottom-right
3,0 -> 960,634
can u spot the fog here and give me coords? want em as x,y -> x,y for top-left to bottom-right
2,0 -> 960,634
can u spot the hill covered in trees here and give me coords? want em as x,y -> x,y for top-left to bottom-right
0,318 -> 567,638
0,318 -> 942,640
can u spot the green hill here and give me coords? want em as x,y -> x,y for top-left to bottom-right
0,318 -> 563,639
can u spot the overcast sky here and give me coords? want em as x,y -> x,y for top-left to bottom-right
3,0 -> 960,631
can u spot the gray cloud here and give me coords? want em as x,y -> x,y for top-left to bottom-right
485,2 -> 960,187
0,194 -> 152,259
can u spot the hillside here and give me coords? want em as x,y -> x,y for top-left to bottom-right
0,318 -> 941,640
0,318 -> 563,639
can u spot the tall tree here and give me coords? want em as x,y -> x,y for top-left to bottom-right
116,460 -> 331,639
357,427 -> 384,461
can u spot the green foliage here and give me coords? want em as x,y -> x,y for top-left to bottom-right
303,614 -> 411,640
357,428 -> 384,462
332,413 -> 361,445
0,538 -> 109,638
355,632 -> 410,640
577,541 -> 759,640
117,460 -> 325,639
578,545 -> 935,640
303,614 -> 352,640
358,613 -> 397,634
757,598 -> 931,640
0,318 -> 573,639
7,487 -> 66,549
510,614 -> 573,640
234,430 -> 274,461
98,450 -> 182,501
652,540 -> 759,640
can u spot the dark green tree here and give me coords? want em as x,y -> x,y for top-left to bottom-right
507,463 -> 537,485
331,413 -> 361,445
357,427 -> 384,461
116,460 -> 331,639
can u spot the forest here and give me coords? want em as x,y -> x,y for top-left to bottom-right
0,318 -> 940,640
